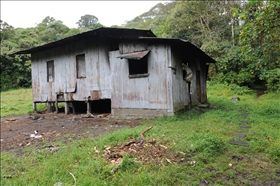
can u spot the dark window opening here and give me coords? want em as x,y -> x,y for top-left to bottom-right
128,57 -> 148,76
47,60 -> 54,82
76,54 -> 86,78
91,99 -> 111,113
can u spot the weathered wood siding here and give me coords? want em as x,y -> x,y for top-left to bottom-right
170,49 -> 190,111
188,58 -> 208,104
109,44 -> 173,117
169,48 -> 208,110
31,39 -> 111,102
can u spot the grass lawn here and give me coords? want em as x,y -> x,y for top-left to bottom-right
1,83 -> 280,185
0,88 -> 46,118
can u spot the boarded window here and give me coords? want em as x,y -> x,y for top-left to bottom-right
47,60 -> 54,82
76,54 -> 86,78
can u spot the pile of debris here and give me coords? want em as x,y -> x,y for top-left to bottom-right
100,126 -> 191,173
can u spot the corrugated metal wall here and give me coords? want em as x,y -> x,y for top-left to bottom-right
109,44 -> 172,112
170,47 -> 208,110
170,49 -> 190,111
31,38 -> 208,116
31,39 -> 111,102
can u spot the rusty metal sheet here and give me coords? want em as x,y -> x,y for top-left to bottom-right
65,92 -> 74,101
117,50 -> 150,60
90,90 -> 102,100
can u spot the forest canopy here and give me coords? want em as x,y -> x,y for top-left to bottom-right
1,1 -> 279,92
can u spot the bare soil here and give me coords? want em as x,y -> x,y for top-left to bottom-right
0,112 -> 142,154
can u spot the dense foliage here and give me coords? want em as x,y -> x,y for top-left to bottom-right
123,0 -> 280,92
1,1 -> 279,92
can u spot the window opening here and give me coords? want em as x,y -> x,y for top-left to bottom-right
117,50 -> 150,78
47,60 -> 54,82
128,57 -> 148,76
76,54 -> 86,78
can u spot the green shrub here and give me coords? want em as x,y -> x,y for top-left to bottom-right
264,68 -> 280,93
229,84 -> 254,95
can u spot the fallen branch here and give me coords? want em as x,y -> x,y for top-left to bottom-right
69,172 -> 76,186
140,126 -> 153,141
124,140 -> 136,146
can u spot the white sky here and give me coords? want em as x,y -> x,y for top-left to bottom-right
1,1 -> 170,28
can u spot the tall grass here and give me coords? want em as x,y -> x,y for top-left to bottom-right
1,83 -> 280,185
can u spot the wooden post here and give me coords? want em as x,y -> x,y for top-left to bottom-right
52,102 -> 55,112
33,102 -> 37,112
47,102 -> 52,113
72,102 -> 76,114
65,102 -> 70,115
87,101 -> 92,114
55,97 -> 58,114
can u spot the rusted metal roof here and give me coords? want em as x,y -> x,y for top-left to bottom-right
138,37 -> 216,63
117,50 -> 150,60
14,27 -> 156,55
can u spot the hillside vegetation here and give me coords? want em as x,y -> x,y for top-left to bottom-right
1,1 -> 279,92
1,83 -> 279,185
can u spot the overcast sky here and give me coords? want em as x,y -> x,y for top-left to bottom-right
1,1 -> 170,28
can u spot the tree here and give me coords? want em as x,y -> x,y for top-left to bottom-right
0,20 -> 14,45
37,18 -> 70,43
166,1 -> 241,47
124,2 -> 176,37
0,22 -> 32,90
64,28 -> 82,38
76,14 -> 100,28
239,0 -> 280,90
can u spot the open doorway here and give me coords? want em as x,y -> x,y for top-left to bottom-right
196,70 -> 201,103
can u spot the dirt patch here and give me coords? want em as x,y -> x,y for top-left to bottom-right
0,112 -> 142,154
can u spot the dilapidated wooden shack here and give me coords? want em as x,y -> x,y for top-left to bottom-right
15,27 -> 216,118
